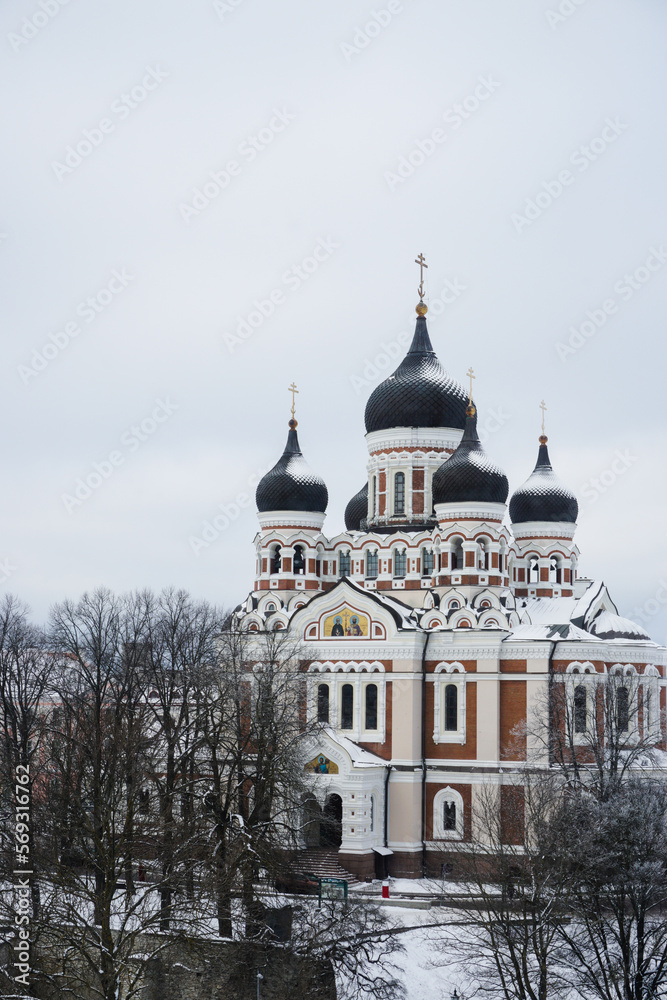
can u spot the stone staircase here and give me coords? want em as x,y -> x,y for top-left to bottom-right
296,849 -> 360,885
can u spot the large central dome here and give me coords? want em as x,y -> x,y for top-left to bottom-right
364,313 -> 468,433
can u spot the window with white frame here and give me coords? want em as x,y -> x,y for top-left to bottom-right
317,683 -> 330,724
340,683 -> 354,730
573,684 -> 587,733
433,662 -> 466,743
365,683 -> 378,730
394,472 -> 405,515
366,550 -> 378,579
339,550 -> 351,577
433,786 -> 464,840
308,663 -> 386,741
643,667 -> 661,742
422,548 -> 434,576
565,661 -> 596,741
610,664 -> 639,739
393,548 -> 406,578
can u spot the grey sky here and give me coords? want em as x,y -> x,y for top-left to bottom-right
2,0 -> 666,641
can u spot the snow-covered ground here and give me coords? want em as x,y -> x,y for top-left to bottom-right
349,878 -> 476,999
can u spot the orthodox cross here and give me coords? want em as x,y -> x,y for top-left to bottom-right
466,367 -> 475,403
288,382 -> 299,420
540,399 -> 547,434
415,252 -> 428,299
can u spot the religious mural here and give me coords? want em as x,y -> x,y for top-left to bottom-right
304,754 -> 339,774
323,607 -> 369,638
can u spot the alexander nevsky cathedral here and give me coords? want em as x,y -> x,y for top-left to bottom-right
232,259 -> 665,880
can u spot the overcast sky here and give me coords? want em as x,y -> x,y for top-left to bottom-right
2,0 -> 666,642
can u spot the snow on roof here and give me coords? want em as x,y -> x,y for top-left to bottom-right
519,597 -> 579,626
507,623 -> 596,642
588,610 -> 652,641
327,730 -> 387,767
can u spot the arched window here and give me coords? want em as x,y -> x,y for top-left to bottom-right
365,684 -> 378,730
315,558 -> 321,577
443,800 -> 457,831
341,684 -> 354,730
394,472 -> 405,515
366,550 -> 378,579
317,684 -> 330,724
528,556 -> 539,583
549,557 -> 562,584
478,539 -> 489,570
444,684 -> 458,731
339,551 -> 351,577
270,545 -> 282,574
293,545 -> 305,575
422,548 -> 434,576
498,544 -> 506,574
451,538 -> 463,570
266,603 -> 276,612
434,787 -> 464,838
449,600 -> 460,610
574,684 -> 587,733
617,687 -> 629,733
393,549 -> 406,578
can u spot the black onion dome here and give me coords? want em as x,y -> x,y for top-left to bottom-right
432,406 -> 509,505
364,314 -> 468,433
256,421 -> 328,513
509,438 -> 578,524
345,483 -> 368,531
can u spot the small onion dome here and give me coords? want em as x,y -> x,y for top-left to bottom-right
364,309 -> 468,433
432,404 -> 509,505
256,420 -> 328,513
345,483 -> 368,531
509,436 -> 578,524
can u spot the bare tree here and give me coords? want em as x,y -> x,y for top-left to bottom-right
196,622 -> 317,938
137,588 -> 222,930
33,589 -> 207,1000
546,776 -> 667,1000
434,771 -> 570,1000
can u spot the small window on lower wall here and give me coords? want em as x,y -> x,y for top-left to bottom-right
433,786 -> 464,840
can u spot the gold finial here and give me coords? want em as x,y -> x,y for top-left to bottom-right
288,382 -> 299,424
539,399 -> 547,442
415,252 -> 428,312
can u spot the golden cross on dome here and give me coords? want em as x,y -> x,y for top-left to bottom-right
288,382 -> 299,420
540,399 -> 547,434
466,367 -> 476,403
415,252 -> 428,299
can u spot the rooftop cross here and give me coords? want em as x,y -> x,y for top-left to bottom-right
540,399 -> 547,434
466,366 -> 476,403
288,381 -> 299,421
415,252 -> 428,300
